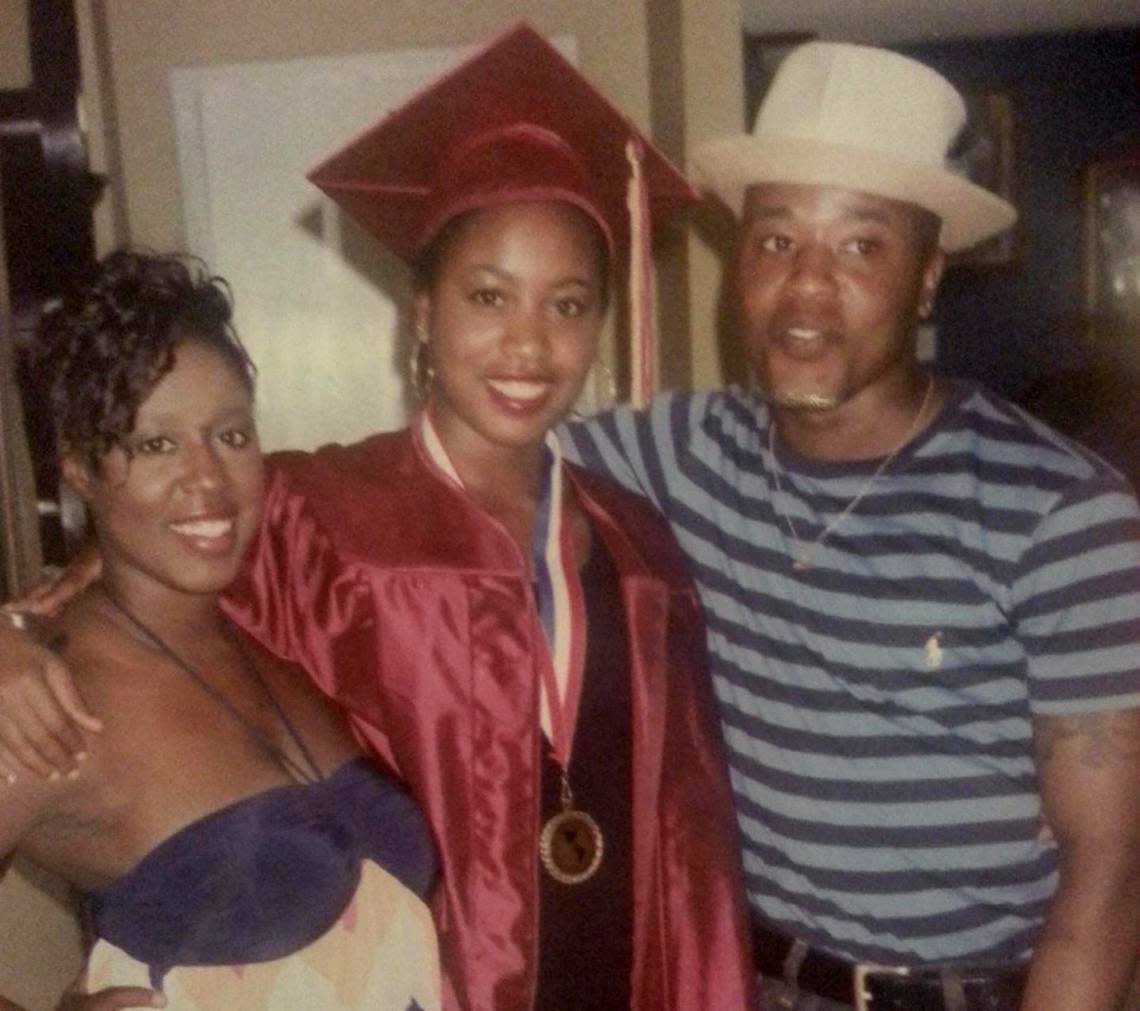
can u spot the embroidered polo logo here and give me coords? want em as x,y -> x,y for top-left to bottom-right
924,632 -> 943,670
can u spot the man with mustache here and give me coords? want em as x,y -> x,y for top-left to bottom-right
565,41 -> 1140,1011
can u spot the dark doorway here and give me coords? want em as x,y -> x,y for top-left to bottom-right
1,0 -> 103,572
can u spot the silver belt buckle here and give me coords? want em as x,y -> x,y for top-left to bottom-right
853,962 -> 911,1011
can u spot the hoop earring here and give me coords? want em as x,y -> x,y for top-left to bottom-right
408,335 -> 435,401
569,359 -> 619,420
592,359 -> 618,408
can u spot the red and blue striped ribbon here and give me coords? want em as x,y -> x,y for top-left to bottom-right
418,412 -> 587,762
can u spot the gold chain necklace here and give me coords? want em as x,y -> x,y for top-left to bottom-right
768,376 -> 934,572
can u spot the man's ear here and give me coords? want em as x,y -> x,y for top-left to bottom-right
59,452 -> 95,501
917,249 -> 946,320
921,249 -> 946,309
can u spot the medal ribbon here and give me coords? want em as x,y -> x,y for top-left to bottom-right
418,413 -> 587,764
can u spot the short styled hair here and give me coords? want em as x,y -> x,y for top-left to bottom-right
34,250 -> 254,468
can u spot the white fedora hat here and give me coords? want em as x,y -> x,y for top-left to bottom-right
693,42 -> 1017,252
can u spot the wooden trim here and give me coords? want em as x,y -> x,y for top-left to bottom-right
0,157 -> 43,596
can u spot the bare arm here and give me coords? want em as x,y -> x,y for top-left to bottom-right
1019,706 -> 1140,1011
6,542 -> 102,620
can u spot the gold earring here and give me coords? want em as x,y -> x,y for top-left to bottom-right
408,337 -> 435,401
568,360 -> 620,420
918,295 -> 935,320
592,360 -> 618,408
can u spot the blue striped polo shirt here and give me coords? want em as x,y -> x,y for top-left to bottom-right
561,380 -> 1140,964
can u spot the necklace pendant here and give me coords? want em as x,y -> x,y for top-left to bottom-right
792,554 -> 813,572
540,807 -> 604,884
540,773 -> 603,885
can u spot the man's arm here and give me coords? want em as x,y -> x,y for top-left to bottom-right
560,408 -> 651,498
560,393 -> 692,513
1019,706 -> 1140,1011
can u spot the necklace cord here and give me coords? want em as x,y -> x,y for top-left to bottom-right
100,588 -> 323,785
768,375 -> 935,571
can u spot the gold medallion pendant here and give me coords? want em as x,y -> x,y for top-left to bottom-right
539,807 -> 604,885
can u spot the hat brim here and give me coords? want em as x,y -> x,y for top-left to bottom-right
692,136 -> 1016,253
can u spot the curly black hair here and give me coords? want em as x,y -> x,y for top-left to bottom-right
34,250 -> 255,468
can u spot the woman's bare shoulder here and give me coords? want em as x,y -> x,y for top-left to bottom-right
34,594 -> 158,768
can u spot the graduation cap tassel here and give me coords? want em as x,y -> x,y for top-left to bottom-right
625,137 -> 654,409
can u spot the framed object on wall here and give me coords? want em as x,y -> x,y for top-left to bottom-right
948,90 -> 1019,267
1084,157 -> 1140,342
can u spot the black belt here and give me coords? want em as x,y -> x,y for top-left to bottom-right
752,920 -> 1029,1011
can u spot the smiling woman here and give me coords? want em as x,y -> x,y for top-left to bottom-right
246,25 -> 754,1007
410,201 -> 606,525
0,250 -> 441,1011
61,339 -> 263,597
37,254 -> 263,601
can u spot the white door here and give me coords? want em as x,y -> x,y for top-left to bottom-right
171,38 -> 575,452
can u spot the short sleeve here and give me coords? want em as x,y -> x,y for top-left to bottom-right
558,392 -> 693,514
1013,472 -> 1140,714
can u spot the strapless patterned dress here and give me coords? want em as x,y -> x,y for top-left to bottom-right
81,758 -> 439,1010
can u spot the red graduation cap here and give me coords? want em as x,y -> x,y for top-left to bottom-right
306,21 -> 698,405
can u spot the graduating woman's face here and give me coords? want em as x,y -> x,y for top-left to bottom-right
415,200 -> 606,459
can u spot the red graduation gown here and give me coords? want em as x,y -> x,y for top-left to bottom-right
225,428 -> 755,1011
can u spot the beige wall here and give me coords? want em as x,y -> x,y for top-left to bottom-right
0,0 -> 31,90
98,1 -> 654,252
0,862 -> 83,1011
641,0 -> 744,390
676,0 -> 746,388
